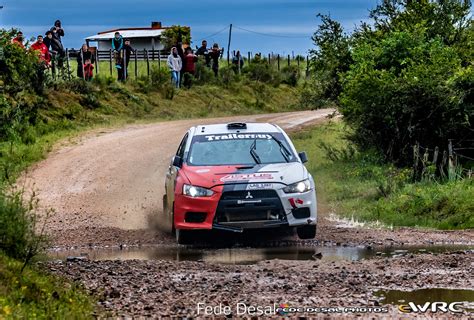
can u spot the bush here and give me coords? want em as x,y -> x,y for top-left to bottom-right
243,61 -> 281,86
0,190 -> 48,262
281,65 -> 300,86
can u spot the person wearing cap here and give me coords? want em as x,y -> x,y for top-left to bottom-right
209,43 -> 224,77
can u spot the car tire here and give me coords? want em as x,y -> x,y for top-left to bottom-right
296,225 -> 316,239
175,229 -> 193,245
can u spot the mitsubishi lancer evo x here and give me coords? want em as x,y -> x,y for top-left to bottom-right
163,122 -> 317,244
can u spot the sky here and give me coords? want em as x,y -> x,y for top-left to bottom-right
0,0 -> 377,55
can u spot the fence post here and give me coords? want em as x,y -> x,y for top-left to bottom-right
145,49 -> 150,77
95,50 -> 99,75
413,143 -> 420,180
248,51 -> 251,64
277,54 -> 280,71
65,49 -> 71,80
433,146 -> 439,164
134,50 -> 138,79
448,140 -> 455,181
268,53 -> 271,65
306,55 -> 310,77
288,54 -> 290,67
123,49 -> 127,81
158,50 -> 161,69
109,49 -> 113,76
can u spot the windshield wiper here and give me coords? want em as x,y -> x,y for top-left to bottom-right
271,136 -> 291,162
250,139 -> 262,164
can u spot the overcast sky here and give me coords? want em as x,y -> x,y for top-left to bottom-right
0,0 -> 376,54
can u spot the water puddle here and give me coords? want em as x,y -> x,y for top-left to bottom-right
375,288 -> 474,312
48,244 -> 472,265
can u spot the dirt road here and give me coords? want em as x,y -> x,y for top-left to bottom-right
23,109 -> 473,318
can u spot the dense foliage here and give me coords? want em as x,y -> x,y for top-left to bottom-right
309,0 -> 473,165
161,25 -> 192,49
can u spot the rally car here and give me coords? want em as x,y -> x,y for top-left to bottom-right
163,122 -> 317,244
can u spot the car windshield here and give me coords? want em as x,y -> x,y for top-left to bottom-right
188,132 -> 297,166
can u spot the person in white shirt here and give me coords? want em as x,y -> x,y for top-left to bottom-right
167,47 -> 183,88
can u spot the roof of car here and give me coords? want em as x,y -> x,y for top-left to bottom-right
193,123 -> 281,136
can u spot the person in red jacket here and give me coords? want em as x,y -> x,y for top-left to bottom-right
30,35 -> 51,67
11,31 -> 25,48
183,47 -> 198,88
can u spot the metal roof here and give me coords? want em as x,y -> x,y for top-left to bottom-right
193,123 -> 281,136
86,29 -> 164,41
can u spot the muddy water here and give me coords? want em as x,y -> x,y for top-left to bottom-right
49,244 -> 473,265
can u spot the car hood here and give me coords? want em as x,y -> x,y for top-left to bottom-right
181,162 -> 307,189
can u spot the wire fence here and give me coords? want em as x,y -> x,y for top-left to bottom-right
413,140 -> 474,181
48,48 -> 311,81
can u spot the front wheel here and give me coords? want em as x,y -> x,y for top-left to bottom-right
175,229 -> 194,245
297,225 -> 316,240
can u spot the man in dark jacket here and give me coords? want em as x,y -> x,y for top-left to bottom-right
51,20 -> 65,43
118,39 -> 134,81
209,43 -> 224,77
196,40 -> 210,67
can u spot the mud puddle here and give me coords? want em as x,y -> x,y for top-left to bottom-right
375,288 -> 474,312
48,244 -> 473,265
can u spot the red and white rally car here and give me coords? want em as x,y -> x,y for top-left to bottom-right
163,122 -> 317,244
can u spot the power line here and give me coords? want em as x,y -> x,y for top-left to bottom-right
233,25 -> 310,39
193,26 -> 229,44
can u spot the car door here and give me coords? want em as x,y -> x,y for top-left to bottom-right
165,132 -> 189,209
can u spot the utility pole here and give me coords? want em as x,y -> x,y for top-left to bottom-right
227,23 -> 232,65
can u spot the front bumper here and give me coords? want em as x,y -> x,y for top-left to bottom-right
174,185 -> 317,231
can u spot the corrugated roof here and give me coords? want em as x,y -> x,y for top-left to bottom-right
86,29 -> 164,41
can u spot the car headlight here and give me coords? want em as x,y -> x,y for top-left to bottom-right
183,184 -> 214,197
283,179 -> 311,193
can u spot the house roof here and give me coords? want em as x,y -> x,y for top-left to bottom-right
86,29 -> 164,41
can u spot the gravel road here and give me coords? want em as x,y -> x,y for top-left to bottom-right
21,109 -> 473,318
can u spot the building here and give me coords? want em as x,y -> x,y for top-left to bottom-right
85,21 -> 167,51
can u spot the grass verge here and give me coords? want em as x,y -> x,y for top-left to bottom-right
0,253 -> 94,318
291,120 -> 474,230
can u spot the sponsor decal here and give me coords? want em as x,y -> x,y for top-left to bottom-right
398,302 -> 464,313
220,173 -> 274,182
205,134 -> 272,141
246,183 -> 273,190
289,198 -> 304,208
195,169 -> 210,173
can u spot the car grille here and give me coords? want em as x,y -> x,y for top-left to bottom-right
215,190 -> 286,223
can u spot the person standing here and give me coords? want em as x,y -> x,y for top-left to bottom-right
51,20 -> 65,43
31,35 -> 51,67
209,43 -> 223,77
112,32 -> 124,70
118,39 -> 134,81
183,47 -> 198,88
196,40 -> 210,67
44,30 -> 65,72
11,31 -> 25,48
167,47 -> 182,88
76,43 -> 96,79
232,50 -> 244,73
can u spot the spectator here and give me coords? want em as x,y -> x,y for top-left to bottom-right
232,50 -> 244,73
83,59 -> 94,81
118,39 -> 134,81
167,47 -> 182,88
111,32 -> 124,70
45,30 -> 65,71
196,40 -> 210,67
183,47 -> 198,88
30,35 -> 51,67
51,20 -> 65,43
11,31 -> 25,48
77,43 -> 96,79
209,43 -> 223,77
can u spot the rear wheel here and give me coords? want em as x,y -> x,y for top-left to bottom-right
297,225 -> 316,239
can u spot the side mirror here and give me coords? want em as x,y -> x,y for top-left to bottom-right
173,156 -> 183,168
298,151 -> 308,164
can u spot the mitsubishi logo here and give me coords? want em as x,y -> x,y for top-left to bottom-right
245,192 -> 254,199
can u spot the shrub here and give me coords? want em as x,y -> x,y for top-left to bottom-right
0,190 -> 49,263
281,65 -> 300,87
243,61 -> 281,86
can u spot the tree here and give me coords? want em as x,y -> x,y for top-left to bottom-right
161,25 -> 191,50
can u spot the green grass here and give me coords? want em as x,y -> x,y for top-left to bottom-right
291,121 -> 474,230
0,253 -> 94,319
